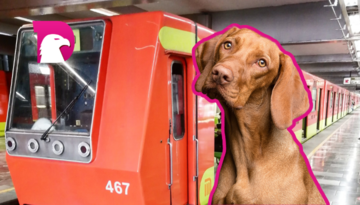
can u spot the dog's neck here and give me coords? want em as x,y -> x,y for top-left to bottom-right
221,87 -> 276,175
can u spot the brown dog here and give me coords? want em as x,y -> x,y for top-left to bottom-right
195,27 -> 326,204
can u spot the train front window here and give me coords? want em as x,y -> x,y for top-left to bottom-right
10,22 -> 104,134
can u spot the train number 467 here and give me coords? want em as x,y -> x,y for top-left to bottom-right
106,180 -> 130,195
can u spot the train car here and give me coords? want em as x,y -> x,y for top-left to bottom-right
307,72 -> 324,139
5,12 -> 217,205
254,68 -> 359,145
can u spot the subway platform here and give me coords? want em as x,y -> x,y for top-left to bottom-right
0,139 -> 17,205
304,109 -> 360,205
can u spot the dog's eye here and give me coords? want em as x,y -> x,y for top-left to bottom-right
258,59 -> 266,67
224,42 -> 232,50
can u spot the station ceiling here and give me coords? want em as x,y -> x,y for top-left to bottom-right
1,0 -> 359,92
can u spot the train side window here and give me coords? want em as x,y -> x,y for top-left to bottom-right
34,85 -> 51,119
171,62 -> 185,140
311,86 -> 317,112
34,86 -> 51,108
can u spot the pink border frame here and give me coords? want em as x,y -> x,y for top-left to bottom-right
191,24 -> 329,205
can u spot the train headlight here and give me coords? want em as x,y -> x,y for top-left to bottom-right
28,139 -> 39,153
6,137 -> 16,151
52,140 -> 64,155
78,142 -> 90,157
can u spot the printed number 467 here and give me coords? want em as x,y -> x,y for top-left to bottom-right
106,180 -> 130,195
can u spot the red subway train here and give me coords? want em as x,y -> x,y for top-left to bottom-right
293,72 -> 359,143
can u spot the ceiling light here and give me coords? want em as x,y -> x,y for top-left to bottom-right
0,32 -> 12,36
349,14 -> 360,34
344,0 -> 357,6
14,17 -> 33,23
90,8 -> 119,16
354,40 -> 360,58
354,40 -> 360,48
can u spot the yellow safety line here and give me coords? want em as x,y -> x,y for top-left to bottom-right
307,115 -> 354,158
0,187 -> 14,194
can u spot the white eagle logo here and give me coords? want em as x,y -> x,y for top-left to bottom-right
40,34 -> 70,63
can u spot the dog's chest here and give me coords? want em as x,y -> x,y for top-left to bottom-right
226,158 -> 308,204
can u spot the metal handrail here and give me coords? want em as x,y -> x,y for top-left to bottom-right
167,138 -> 173,189
193,135 -> 198,181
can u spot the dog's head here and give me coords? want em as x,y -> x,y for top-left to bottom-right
195,27 -> 309,130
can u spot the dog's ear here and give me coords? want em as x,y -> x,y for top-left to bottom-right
195,35 -> 221,92
195,27 -> 238,92
271,53 -> 309,130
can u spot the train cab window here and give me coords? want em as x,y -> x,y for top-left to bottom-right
311,86 -> 317,112
171,62 -> 185,140
9,22 -> 104,134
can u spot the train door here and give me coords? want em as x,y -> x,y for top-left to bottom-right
346,94 -> 348,114
168,57 -> 188,205
337,93 -> 340,119
332,92 -> 336,122
349,94 -> 351,112
325,90 -> 330,126
339,94 -> 342,118
302,85 -> 310,139
317,88 -> 322,131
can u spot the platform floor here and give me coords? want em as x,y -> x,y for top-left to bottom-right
304,109 -> 360,205
0,139 -> 17,205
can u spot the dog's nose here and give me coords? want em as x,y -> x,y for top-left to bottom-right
212,66 -> 233,85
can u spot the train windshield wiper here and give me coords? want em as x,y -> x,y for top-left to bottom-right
40,80 -> 92,141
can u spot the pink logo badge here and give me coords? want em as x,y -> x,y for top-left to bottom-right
33,21 -> 75,63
